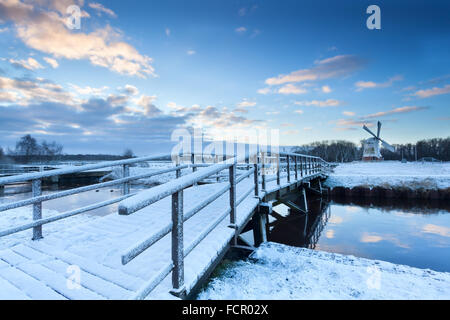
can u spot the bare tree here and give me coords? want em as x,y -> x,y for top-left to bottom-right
123,148 -> 134,159
15,135 -> 40,162
41,140 -> 64,157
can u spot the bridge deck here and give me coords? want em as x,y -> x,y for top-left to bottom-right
0,173 -> 322,299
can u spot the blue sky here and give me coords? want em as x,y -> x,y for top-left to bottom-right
0,0 -> 449,155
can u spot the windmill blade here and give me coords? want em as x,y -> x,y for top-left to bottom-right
377,121 -> 381,139
363,125 -> 378,139
380,139 -> 395,152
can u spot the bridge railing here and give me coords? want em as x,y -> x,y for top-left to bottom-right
0,153 -> 190,240
0,146 -> 330,299
119,150 -> 330,299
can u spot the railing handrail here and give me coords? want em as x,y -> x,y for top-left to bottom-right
0,153 -> 172,185
118,153 -> 251,216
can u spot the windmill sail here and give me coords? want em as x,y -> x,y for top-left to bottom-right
362,121 -> 395,160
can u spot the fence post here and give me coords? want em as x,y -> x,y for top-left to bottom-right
261,152 -> 266,191
254,162 -> 259,198
286,155 -> 291,183
122,164 -> 130,195
170,189 -> 185,297
32,179 -> 43,240
300,157 -> 303,177
191,153 -> 196,173
276,153 -> 280,186
223,140 -> 227,162
176,156 -> 181,179
294,156 -> 298,181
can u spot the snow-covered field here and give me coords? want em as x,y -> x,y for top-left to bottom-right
325,161 -> 450,190
198,242 -> 450,300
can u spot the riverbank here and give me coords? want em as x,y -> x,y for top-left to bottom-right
324,161 -> 450,199
198,242 -> 450,300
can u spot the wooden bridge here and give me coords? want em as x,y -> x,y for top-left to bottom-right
0,148 -> 330,300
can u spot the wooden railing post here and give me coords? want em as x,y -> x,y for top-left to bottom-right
261,152 -> 266,191
122,164 -> 130,195
300,157 -> 303,177
32,179 -> 42,240
286,155 -> 291,183
191,153 -> 196,173
176,156 -> 181,179
276,153 -> 280,186
254,162 -> 259,198
294,156 -> 298,181
170,189 -> 185,297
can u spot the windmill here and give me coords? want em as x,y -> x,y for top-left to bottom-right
362,121 -> 395,161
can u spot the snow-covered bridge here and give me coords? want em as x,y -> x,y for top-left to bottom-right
0,149 -> 330,299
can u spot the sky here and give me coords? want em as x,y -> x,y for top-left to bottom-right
0,0 -> 449,155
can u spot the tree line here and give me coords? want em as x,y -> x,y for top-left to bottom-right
292,137 -> 450,162
1,134 -> 449,164
0,135 -> 135,164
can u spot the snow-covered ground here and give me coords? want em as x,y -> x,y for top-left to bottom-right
325,161 -> 450,190
0,206 -> 100,251
198,242 -> 450,300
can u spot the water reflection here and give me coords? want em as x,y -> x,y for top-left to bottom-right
269,196 -> 450,272
269,199 -> 330,249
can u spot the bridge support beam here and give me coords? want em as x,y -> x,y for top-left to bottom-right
253,202 -> 271,246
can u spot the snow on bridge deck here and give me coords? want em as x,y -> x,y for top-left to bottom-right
0,173 -> 312,300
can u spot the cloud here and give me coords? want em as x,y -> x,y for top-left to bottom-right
185,105 -> 264,140
322,85 -> 332,93
9,57 -> 44,70
0,0 -> 155,78
88,2 -> 117,18
295,99 -> 341,107
236,99 -> 256,108
294,110 -> 304,115
355,75 -> 403,91
0,75 -> 80,106
265,55 -> 365,86
361,106 -> 428,119
413,84 -> 450,98
123,84 -> 139,96
257,87 -> 272,95
333,106 -> 428,131
278,84 -> 307,95
69,83 -> 109,96
43,57 -> 59,68
187,50 -> 196,55
342,111 -> 356,116
282,129 -> 299,135
235,26 -> 247,34
165,28 -> 170,36
127,95 -> 161,117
